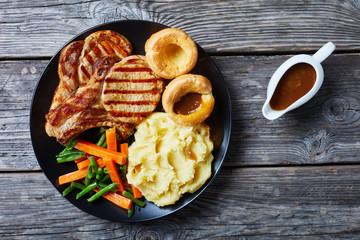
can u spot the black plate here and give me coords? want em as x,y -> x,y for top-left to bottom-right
30,20 -> 232,222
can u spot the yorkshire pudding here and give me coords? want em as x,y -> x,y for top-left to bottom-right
145,28 -> 198,79
162,74 -> 215,126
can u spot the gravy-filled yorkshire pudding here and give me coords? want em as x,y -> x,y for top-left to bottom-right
162,74 -> 215,126
145,28 -> 198,79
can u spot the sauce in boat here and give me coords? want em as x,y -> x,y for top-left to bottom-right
270,63 -> 316,111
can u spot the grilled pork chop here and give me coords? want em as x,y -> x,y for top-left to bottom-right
78,30 -> 132,85
45,55 -> 164,144
45,40 -> 84,137
49,40 -> 84,111
102,55 -> 164,124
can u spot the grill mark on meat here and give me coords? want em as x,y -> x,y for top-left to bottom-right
103,89 -> 161,95
85,54 -> 94,66
99,41 -> 115,55
125,58 -> 143,64
105,78 -> 162,83
80,65 -> 91,79
92,45 -> 103,58
47,86 -> 98,126
103,100 -> 159,105
113,67 -> 152,72
108,111 -> 154,118
59,41 -> 84,78
112,44 -> 128,58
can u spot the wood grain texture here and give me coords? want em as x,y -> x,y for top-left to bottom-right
2,166 -> 360,239
218,53 -> 360,166
0,0 -> 360,58
1,53 -> 360,170
0,60 -> 44,170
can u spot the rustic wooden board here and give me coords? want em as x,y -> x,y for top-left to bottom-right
2,166 -> 360,239
1,53 -> 360,170
0,0 -> 360,58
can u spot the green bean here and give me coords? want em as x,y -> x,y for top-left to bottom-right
56,150 -> 84,158
96,133 -> 106,146
84,165 -> 93,185
96,174 -> 102,181
95,168 -> 104,181
99,174 -> 110,184
99,127 -> 107,134
118,164 -> 127,182
128,203 -> 134,218
57,153 -> 86,163
87,183 -> 118,202
70,182 -> 86,190
76,182 -> 97,199
98,182 -> 117,192
122,191 -> 146,207
125,186 -> 132,193
60,138 -> 78,154
89,156 -> 98,175
62,185 -> 74,197
101,141 -> 107,148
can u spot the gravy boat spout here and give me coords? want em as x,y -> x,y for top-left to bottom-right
262,42 -> 335,120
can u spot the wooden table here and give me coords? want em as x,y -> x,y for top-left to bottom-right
1,0 -> 360,238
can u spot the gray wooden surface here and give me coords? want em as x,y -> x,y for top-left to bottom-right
1,0 -> 360,239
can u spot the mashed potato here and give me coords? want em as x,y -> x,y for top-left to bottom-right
126,112 -> 214,207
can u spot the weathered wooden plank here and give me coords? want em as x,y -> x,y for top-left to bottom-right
1,166 -> 360,239
0,60 -> 43,170
221,53 -> 360,166
1,53 -> 359,170
0,0 -> 360,58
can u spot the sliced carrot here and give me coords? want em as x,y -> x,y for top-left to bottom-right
131,184 -> 143,198
104,130 -> 126,193
106,129 -> 117,152
74,156 -> 87,163
77,158 -> 105,170
59,168 -> 87,185
93,188 -> 132,210
104,158 -> 125,193
120,143 -> 129,155
77,158 -> 91,170
75,139 -> 127,165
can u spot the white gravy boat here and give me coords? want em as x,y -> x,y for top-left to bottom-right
262,42 -> 336,120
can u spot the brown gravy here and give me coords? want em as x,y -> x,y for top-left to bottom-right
270,63 -> 316,111
173,92 -> 202,115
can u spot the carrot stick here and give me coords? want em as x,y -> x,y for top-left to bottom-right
77,158 -> 91,170
75,140 -> 127,165
77,158 -> 105,170
104,158 -> 125,193
120,143 -> 129,155
131,185 -> 143,198
104,129 -> 126,193
74,156 -> 87,163
59,168 -> 87,185
106,129 -> 117,152
93,188 -> 132,210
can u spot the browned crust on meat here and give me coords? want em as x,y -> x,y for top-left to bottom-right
45,41 -> 84,137
78,30 -> 133,84
102,55 -> 164,125
45,32 -> 164,145
46,56 -> 121,128
51,40 -> 84,111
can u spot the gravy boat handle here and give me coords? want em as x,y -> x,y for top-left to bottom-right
312,42 -> 336,63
